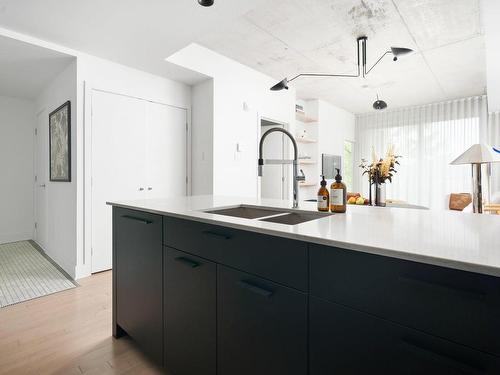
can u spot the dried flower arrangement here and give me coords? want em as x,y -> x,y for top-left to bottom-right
359,145 -> 401,184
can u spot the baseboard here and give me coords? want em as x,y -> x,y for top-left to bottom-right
31,240 -> 77,280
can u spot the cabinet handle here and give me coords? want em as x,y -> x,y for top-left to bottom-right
175,256 -> 200,268
121,215 -> 153,225
202,230 -> 231,240
398,274 -> 485,301
148,187 -> 153,191
238,280 -> 273,299
401,337 -> 485,374
139,187 -> 144,191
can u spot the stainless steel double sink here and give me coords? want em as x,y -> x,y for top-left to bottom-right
203,205 -> 333,225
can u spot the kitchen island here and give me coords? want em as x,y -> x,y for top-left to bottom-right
108,195 -> 500,374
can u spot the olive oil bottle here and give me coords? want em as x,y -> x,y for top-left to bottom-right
317,176 -> 329,212
330,168 -> 346,213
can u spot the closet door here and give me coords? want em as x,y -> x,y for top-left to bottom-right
91,90 -> 147,273
145,103 -> 187,198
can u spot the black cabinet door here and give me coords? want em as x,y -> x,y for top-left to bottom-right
113,207 -> 163,365
310,244 -> 500,356
164,247 -> 216,375
310,297 -> 500,375
217,265 -> 307,375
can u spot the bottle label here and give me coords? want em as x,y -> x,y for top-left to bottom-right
317,195 -> 328,209
331,189 -> 344,205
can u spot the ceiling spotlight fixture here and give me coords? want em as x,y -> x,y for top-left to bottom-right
270,36 -> 414,98
390,47 -> 413,61
198,0 -> 214,6
270,78 -> 289,91
373,94 -> 388,110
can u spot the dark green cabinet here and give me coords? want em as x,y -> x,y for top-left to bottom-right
164,247 -> 216,375
112,207 -> 500,374
309,297 -> 500,374
217,265 -> 307,375
113,207 -> 163,365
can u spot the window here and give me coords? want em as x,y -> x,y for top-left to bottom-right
354,96 -> 487,210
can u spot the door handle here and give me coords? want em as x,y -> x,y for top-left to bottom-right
238,280 -> 273,298
398,274 -> 485,301
174,256 -> 200,268
400,337 -> 485,374
121,215 -> 152,224
202,230 -> 231,240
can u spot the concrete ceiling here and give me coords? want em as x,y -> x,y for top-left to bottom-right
0,0 -> 266,85
0,34 -> 74,99
197,0 -> 486,113
0,0 -> 485,110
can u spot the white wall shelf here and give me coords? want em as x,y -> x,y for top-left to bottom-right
297,137 -> 317,144
299,160 -> 316,165
299,182 -> 317,187
296,111 -> 318,123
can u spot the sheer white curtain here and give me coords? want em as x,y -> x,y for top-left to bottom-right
354,96 -> 489,210
489,111 -> 500,199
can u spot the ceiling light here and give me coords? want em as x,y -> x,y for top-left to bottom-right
390,47 -> 414,61
373,95 -> 388,110
198,0 -> 214,6
270,78 -> 289,91
270,36 -> 414,109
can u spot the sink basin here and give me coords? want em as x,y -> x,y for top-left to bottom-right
259,211 -> 333,225
203,205 -> 333,225
204,205 -> 286,219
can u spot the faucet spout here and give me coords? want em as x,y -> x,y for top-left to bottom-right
258,127 -> 302,208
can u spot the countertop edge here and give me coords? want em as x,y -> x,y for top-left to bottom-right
108,201 -> 500,278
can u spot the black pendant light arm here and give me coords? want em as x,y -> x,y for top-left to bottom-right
270,36 -> 412,91
288,71 -> 359,82
287,37 -> 362,83
365,51 -> 392,76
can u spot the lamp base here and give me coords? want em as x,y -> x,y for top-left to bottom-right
472,163 -> 483,214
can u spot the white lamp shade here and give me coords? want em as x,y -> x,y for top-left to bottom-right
450,143 -> 500,165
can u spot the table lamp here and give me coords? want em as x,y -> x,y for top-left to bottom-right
450,144 -> 500,213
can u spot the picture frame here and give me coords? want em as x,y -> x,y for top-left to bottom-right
49,101 -> 71,182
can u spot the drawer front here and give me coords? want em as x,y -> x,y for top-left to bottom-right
218,266 -> 308,375
113,207 -> 164,365
310,244 -> 500,356
310,297 -> 500,375
164,217 -> 308,291
165,247 -> 216,375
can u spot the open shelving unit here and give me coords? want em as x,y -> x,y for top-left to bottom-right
295,102 -> 320,197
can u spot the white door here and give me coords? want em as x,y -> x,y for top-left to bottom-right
91,91 -> 188,273
34,110 -> 48,250
260,123 -> 285,200
91,90 -> 147,273
145,103 -> 187,198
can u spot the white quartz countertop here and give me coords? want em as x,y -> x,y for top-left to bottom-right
108,195 -> 500,277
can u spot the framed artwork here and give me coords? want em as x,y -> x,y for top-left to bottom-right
49,101 -> 71,182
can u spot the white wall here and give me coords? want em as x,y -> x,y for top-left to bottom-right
482,0 -> 500,112
317,99 -> 356,166
191,79 -> 214,195
0,96 -> 35,243
35,60 -> 78,276
168,43 -> 296,198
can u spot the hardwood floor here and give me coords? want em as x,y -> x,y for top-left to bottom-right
0,271 -> 167,375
